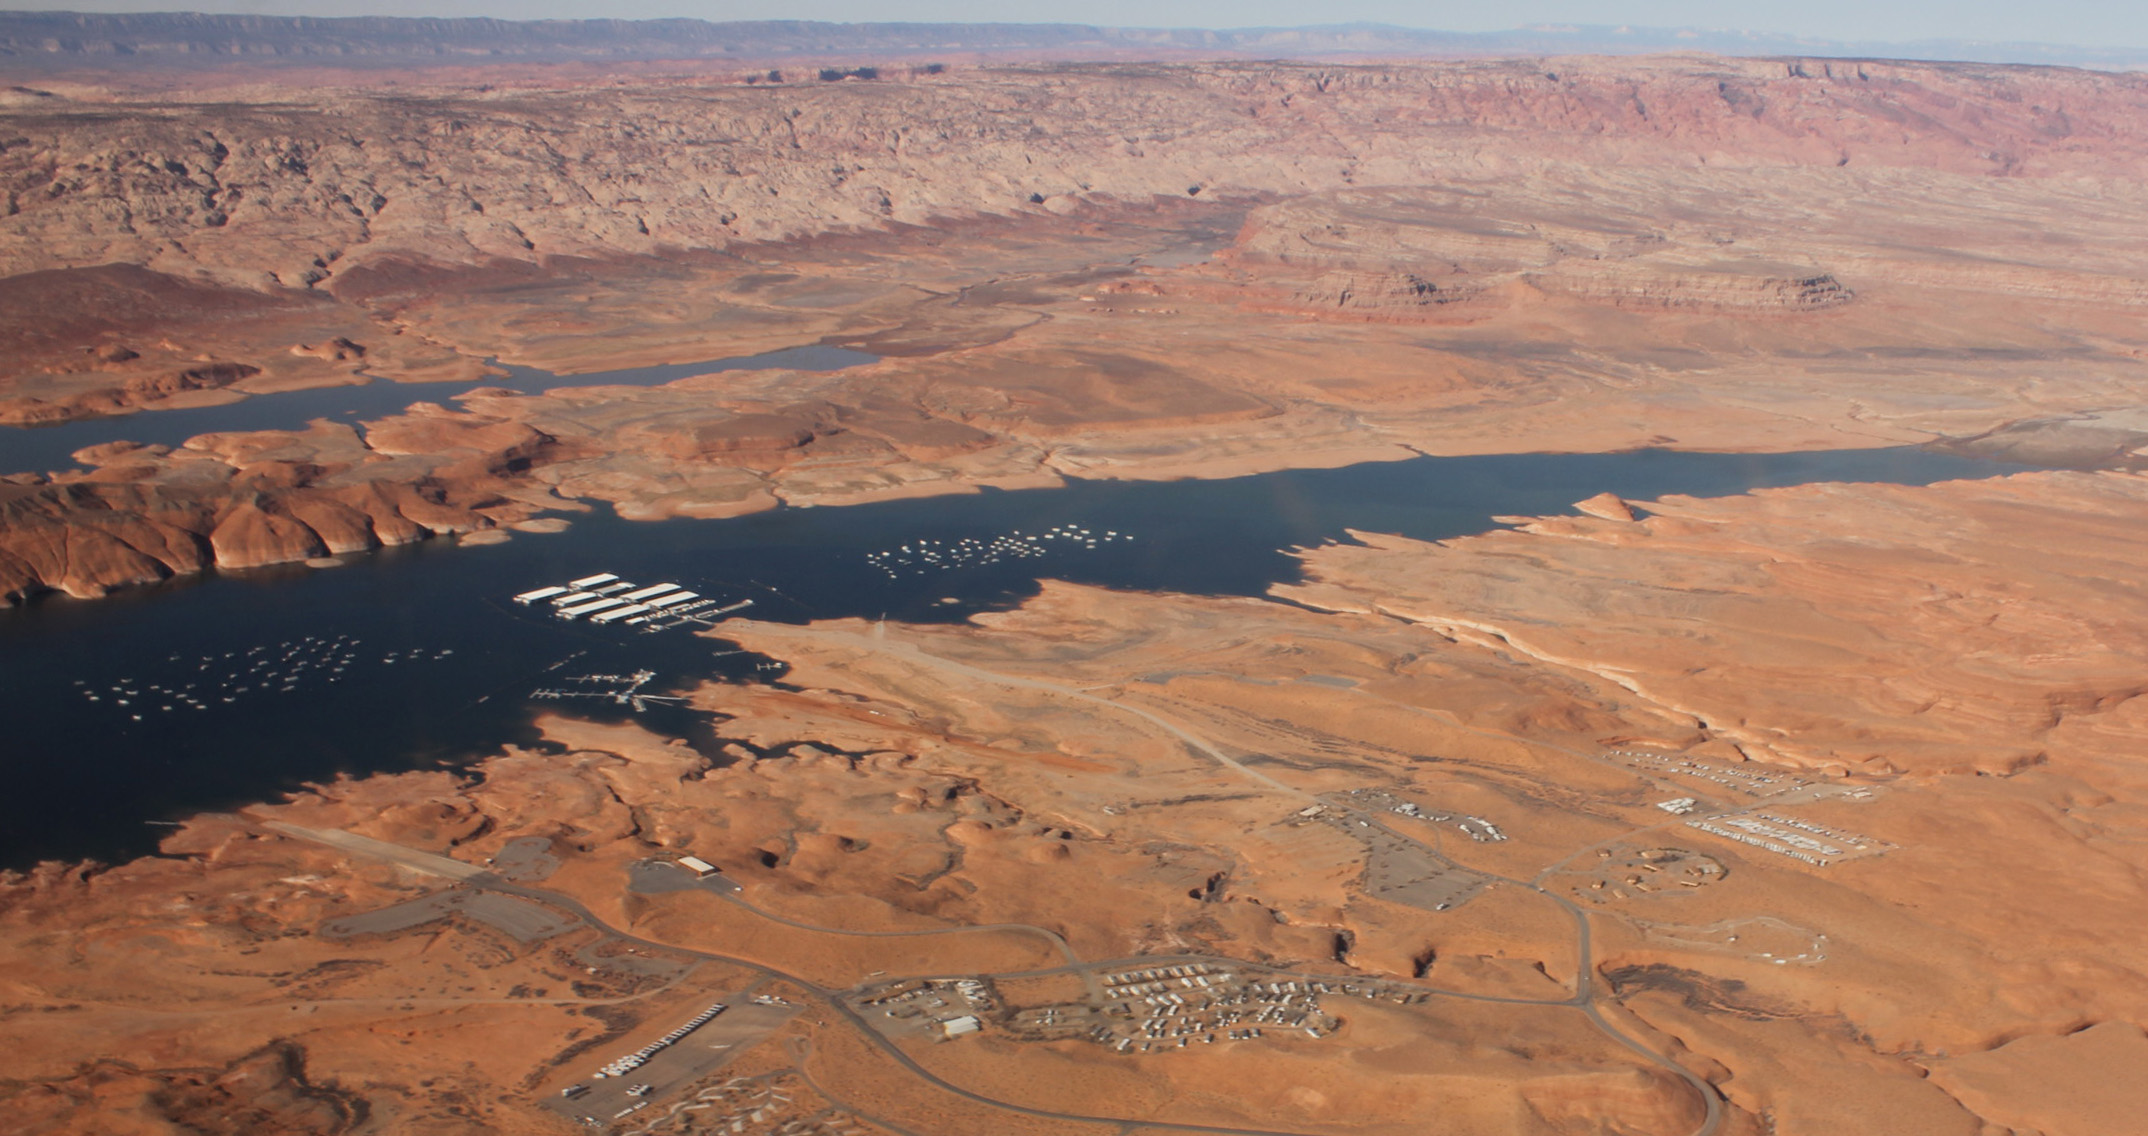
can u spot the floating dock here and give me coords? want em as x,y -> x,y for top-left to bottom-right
569,573 -> 621,589
621,583 -> 681,603
514,586 -> 570,605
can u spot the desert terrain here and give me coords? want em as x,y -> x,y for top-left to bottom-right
3,25 -> 2148,1136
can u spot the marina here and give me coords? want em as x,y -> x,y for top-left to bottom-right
514,570 -> 745,632
0,445 -> 2025,870
529,670 -> 686,712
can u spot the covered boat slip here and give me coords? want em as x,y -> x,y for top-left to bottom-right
556,596 -> 631,619
502,570 -> 710,625
507,570 -> 716,628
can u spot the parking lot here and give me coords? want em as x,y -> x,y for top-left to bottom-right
545,996 -> 801,1129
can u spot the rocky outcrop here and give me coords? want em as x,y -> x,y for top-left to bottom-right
1229,188 -> 1858,318
1291,270 -> 1478,314
0,427 -> 519,603
1531,263 -> 1854,312
207,499 -> 329,569
0,361 -> 260,425
1573,492 -> 1637,522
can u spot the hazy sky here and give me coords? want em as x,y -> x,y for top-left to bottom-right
8,0 -> 2145,49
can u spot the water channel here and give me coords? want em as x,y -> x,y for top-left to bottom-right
4,342 -> 880,475
0,436 -> 2024,869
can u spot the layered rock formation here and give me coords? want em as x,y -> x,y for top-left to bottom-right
5,57 -> 2148,293
0,416 -> 546,600
10,141 -> 2148,604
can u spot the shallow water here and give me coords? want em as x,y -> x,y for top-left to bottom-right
0,446 -> 2021,868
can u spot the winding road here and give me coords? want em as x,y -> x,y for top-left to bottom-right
270,623 -> 1725,1136
737,622 -> 1726,1136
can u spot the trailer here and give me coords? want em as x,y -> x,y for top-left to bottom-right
513,586 -> 570,605
590,604 -> 652,624
620,583 -> 681,603
645,591 -> 701,610
568,573 -> 621,589
557,597 -> 631,619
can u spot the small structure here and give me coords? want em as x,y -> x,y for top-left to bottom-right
940,1015 -> 982,1038
1656,798 -> 1699,815
676,856 -> 720,879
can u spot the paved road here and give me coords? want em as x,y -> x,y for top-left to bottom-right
260,821 -> 489,881
262,624 -> 1723,1136
733,622 -> 1727,1136
267,821 -> 1339,1136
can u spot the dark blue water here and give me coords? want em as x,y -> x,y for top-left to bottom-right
0,446 -> 2022,869
2,343 -> 879,475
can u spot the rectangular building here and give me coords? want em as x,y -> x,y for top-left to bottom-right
676,856 -> 719,879
514,585 -> 570,604
557,597 -> 630,619
568,573 -> 620,589
621,583 -> 682,603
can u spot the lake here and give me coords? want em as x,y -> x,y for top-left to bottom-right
0,444 -> 2023,869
